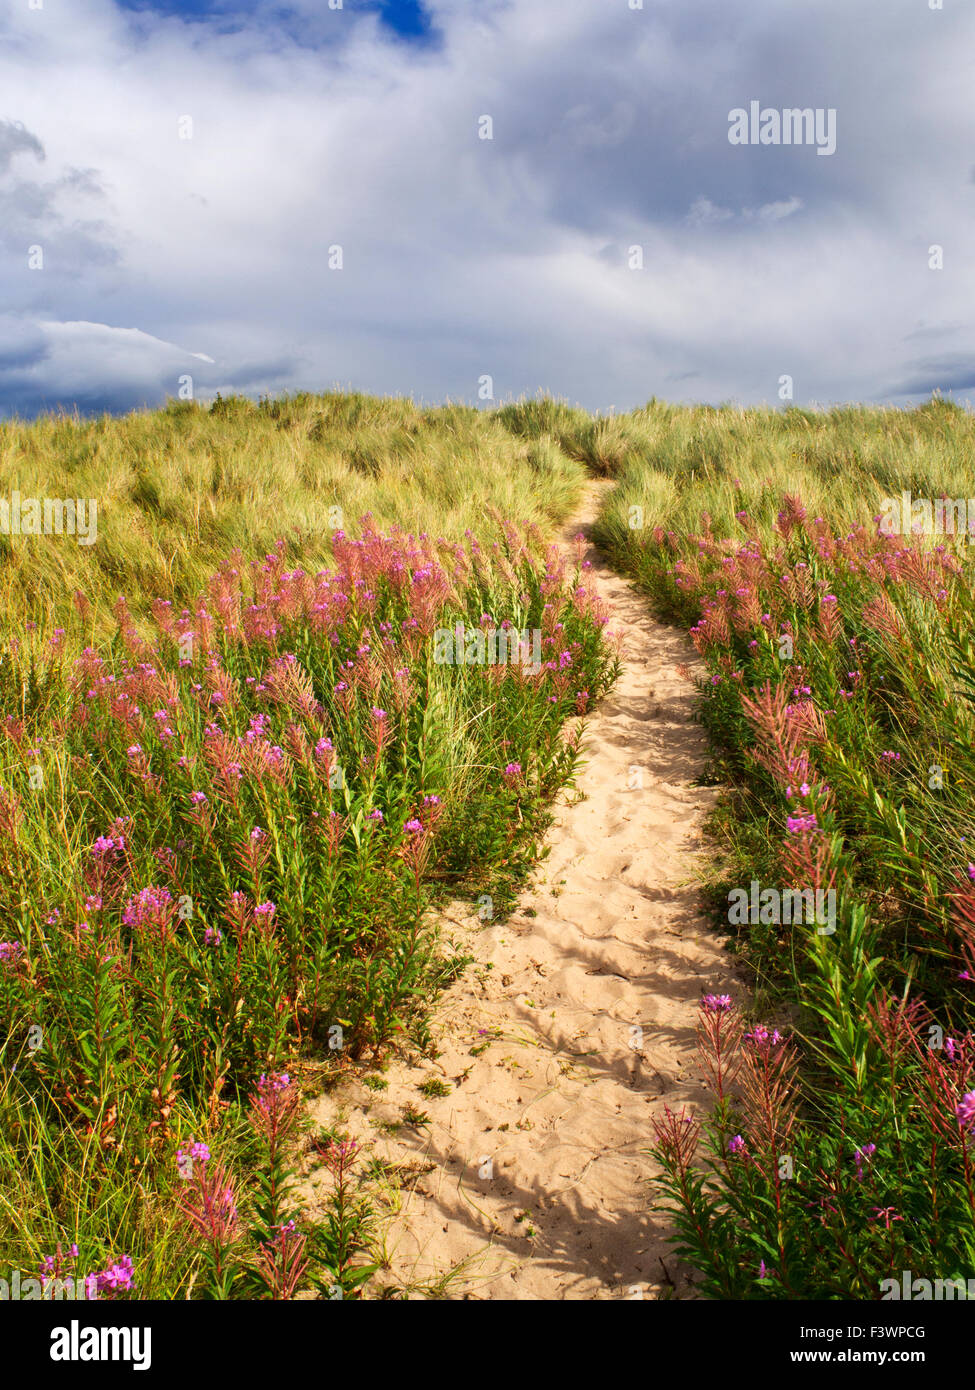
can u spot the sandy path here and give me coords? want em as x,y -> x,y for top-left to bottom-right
301,481 -> 741,1299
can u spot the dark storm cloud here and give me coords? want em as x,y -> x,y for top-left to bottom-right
0,0 -> 972,416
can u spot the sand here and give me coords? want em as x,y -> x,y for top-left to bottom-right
300,481 -> 742,1299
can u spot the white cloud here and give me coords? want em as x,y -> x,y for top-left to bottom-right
751,196 -> 804,222
0,0 -> 972,413
0,317 -> 229,416
686,197 -> 735,227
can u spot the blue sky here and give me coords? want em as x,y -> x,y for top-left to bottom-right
0,0 -> 973,418
114,0 -> 436,41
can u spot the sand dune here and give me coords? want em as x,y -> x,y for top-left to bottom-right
302,481 -> 742,1300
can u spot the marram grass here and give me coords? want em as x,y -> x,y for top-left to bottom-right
3,388 -> 975,1300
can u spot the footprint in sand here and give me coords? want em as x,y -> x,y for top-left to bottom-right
300,480 -> 743,1301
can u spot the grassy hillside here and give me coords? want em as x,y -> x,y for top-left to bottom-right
499,393 -> 975,552
3,388 -> 974,1301
0,392 -> 584,636
582,394 -> 975,1297
0,394 -> 613,1299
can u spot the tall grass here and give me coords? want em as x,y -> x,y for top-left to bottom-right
591,395 -> 975,561
0,394 -> 616,1300
590,394 -> 975,1297
6,387 -> 975,1301
0,392 -> 584,637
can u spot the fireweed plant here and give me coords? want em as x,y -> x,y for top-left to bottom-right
0,391 -> 587,636
597,434 -> 975,1297
0,516 -> 616,1298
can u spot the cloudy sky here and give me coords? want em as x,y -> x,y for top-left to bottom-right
0,0 -> 972,417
